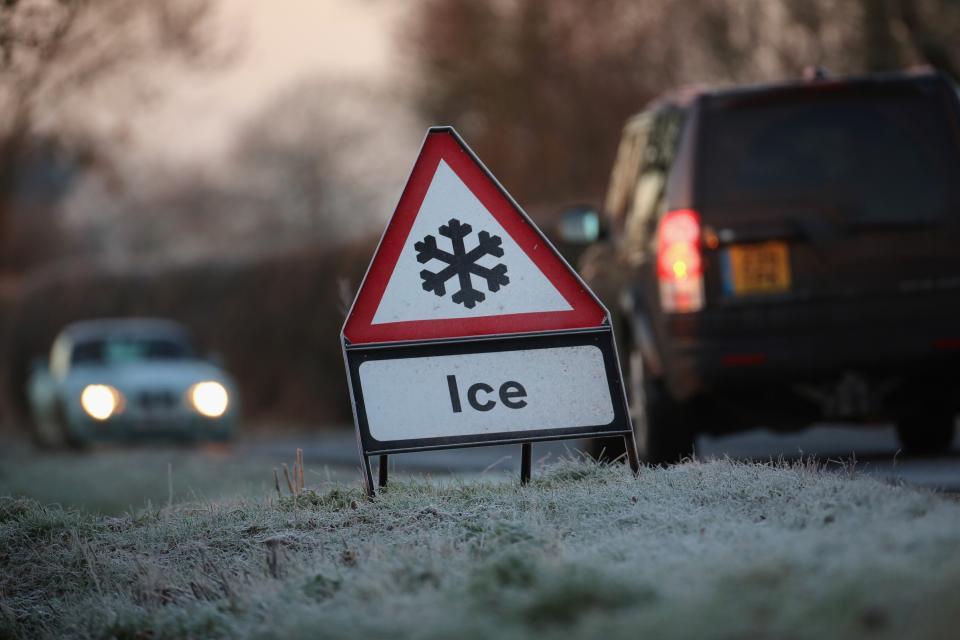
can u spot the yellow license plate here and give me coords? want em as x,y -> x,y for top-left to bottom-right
724,241 -> 791,295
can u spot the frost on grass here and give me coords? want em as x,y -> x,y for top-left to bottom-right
2,458 -> 960,639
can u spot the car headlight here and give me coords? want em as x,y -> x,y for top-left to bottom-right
80,384 -> 123,421
189,381 -> 229,418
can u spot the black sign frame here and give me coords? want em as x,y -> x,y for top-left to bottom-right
342,326 -> 638,495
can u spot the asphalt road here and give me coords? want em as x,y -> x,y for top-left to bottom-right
243,423 -> 960,492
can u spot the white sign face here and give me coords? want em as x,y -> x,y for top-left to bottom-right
371,160 -> 572,325
358,345 -> 615,441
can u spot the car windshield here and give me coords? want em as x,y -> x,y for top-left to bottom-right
697,80 -> 960,224
71,335 -> 194,367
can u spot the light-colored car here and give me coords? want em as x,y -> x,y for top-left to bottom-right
27,318 -> 238,448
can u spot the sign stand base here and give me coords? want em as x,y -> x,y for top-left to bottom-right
625,434 -> 641,475
520,443 -> 532,484
362,433 -> 640,498
361,456 -> 390,499
361,455 -> 375,498
378,454 -> 389,488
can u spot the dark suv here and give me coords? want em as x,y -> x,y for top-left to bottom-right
565,71 -> 960,463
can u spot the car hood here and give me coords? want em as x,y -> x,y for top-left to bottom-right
66,360 -> 232,392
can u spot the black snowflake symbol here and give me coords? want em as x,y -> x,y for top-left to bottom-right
415,218 -> 510,308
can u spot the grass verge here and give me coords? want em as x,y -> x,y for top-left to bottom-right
0,443 -> 352,514
2,458 -> 959,639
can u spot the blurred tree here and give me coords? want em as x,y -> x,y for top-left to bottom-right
58,78 -> 417,265
862,0 -> 902,71
0,0 -> 218,274
407,0 -> 663,208
4,136 -> 76,269
406,0 -> 960,212
892,0 -> 960,78
229,78 -> 418,249
232,80 -> 375,247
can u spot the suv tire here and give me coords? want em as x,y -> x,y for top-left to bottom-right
586,344 -> 695,464
895,413 -> 956,455
629,348 -> 694,464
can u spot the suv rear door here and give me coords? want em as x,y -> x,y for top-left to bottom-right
694,76 -> 960,329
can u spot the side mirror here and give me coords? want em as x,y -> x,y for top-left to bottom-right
557,206 -> 604,245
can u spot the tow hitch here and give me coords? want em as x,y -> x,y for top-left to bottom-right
794,372 -> 897,419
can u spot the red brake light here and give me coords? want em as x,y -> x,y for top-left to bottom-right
659,209 -> 701,245
721,353 -> 768,367
657,209 -> 704,313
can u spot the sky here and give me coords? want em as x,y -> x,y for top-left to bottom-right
135,0 -> 412,163
60,0 -> 423,264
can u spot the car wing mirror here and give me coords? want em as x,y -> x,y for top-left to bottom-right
557,206 -> 605,245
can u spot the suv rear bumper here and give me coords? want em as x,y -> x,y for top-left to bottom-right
657,296 -> 960,433
666,328 -> 960,433
670,331 -> 959,390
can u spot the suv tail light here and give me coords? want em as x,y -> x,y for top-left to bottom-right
657,208 -> 704,313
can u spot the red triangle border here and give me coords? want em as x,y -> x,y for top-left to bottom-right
342,128 -> 607,345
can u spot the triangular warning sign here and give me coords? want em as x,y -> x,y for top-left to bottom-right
343,127 -> 607,344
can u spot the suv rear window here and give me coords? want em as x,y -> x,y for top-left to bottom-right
697,79 -> 960,225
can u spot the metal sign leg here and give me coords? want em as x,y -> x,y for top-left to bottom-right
378,454 -> 389,488
361,456 -> 375,498
624,433 -> 641,475
520,442 -> 532,484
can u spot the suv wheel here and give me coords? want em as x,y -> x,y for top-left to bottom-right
895,413 -> 956,455
629,348 -> 694,464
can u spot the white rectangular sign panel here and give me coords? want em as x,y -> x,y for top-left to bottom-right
359,345 -> 615,441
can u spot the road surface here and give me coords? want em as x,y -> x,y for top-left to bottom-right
242,423 -> 960,492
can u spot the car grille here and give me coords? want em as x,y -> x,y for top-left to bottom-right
137,390 -> 178,412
